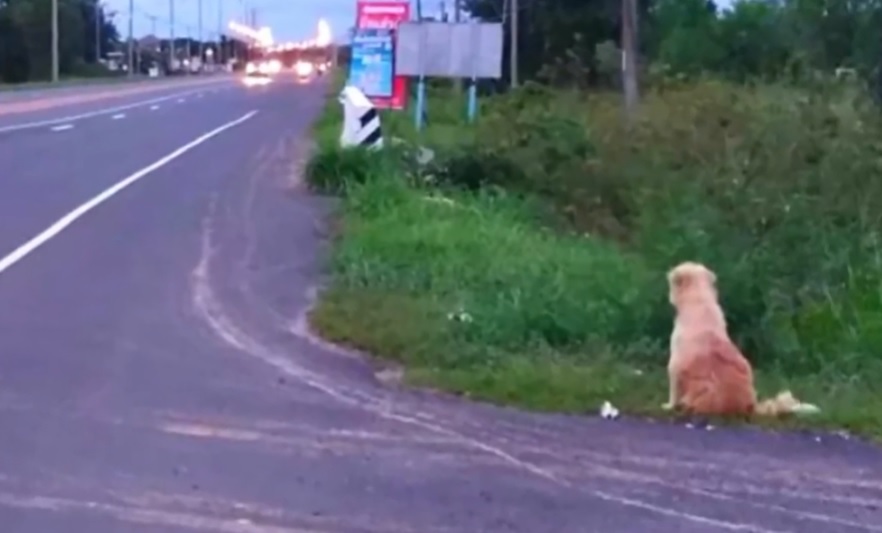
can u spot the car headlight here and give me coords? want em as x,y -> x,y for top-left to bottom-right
294,61 -> 313,76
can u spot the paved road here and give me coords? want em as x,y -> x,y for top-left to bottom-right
0,76 -> 233,128
0,76 -> 880,533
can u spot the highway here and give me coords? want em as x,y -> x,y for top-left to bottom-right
0,75 -> 880,533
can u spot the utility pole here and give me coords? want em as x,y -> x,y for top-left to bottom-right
95,2 -> 101,63
510,0 -> 518,88
198,0 -> 204,71
621,0 -> 639,121
217,0 -> 224,64
127,0 -> 134,76
51,0 -> 59,82
169,0 -> 176,73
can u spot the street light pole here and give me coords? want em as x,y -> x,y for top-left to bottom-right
621,0 -> 639,121
510,0 -> 518,88
51,0 -> 59,82
217,0 -> 224,64
169,0 -> 176,72
95,2 -> 101,63
127,0 -> 134,76
198,0 -> 204,71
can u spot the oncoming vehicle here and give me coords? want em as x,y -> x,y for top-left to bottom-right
241,59 -> 280,86
294,60 -> 314,83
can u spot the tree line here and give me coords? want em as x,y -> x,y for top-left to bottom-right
0,0 -> 119,82
0,0 -> 253,83
460,0 -> 882,88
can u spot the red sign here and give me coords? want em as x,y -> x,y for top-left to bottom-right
355,0 -> 410,110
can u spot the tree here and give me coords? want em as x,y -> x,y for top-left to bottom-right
0,0 -> 121,82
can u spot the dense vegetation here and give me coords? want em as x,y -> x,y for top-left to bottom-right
309,0 -> 882,439
0,0 -> 120,82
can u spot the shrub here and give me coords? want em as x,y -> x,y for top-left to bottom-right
374,78 -> 882,376
304,146 -> 397,194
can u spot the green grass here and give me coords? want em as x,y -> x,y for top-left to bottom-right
309,175 -> 882,439
306,76 -> 882,442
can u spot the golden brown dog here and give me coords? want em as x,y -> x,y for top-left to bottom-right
663,262 -> 819,417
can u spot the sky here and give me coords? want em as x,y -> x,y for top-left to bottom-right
105,0 -> 368,42
107,0 -> 739,44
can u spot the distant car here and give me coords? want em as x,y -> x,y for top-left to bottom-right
242,70 -> 271,87
294,61 -> 314,82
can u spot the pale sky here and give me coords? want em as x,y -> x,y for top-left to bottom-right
105,0 -> 371,42
106,0 -> 739,44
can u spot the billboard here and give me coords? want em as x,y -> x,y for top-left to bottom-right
354,0 -> 410,109
349,29 -> 395,98
395,22 -> 504,79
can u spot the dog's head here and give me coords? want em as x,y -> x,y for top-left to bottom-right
667,261 -> 717,307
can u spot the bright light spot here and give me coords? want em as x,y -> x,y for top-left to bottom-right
242,75 -> 271,87
295,61 -> 313,77
267,59 -> 282,74
228,21 -> 274,46
257,26 -> 273,46
316,18 -> 332,46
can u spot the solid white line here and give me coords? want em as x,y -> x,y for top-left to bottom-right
149,105 -> 160,110
0,83 -> 230,134
0,110 -> 258,276
50,124 -> 73,132
111,113 -> 126,119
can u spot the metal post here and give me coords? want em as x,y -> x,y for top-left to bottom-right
169,0 -> 176,73
51,0 -> 59,82
95,2 -> 101,62
510,0 -> 518,88
454,0 -> 462,92
217,0 -> 224,64
198,0 -> 204,72
127,0 -> 134,76
621,0 -> 639,120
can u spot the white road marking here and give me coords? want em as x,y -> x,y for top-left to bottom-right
0,110 -> 258,276
50,124 -> 73,132
149,105 -> 160,110
177,99 -> 185,103
111,113 -> 126,119
0,82 -> 230,134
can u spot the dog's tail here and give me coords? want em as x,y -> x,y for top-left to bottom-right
755,390 -> 821,416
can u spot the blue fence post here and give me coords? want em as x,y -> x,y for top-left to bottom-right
467,78 -> 478,123
415,76 -> 426,131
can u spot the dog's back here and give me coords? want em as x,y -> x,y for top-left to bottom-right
667,262 -> 757,416
675,333 -> 757,415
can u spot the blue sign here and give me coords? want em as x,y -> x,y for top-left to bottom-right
348,28 -> 395,98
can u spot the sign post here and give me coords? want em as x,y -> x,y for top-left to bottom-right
395,22 -> 504,129
352,0 -> 411,110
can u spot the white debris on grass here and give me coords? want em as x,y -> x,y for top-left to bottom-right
600,401 -> 620,420
446,308 -> 473,323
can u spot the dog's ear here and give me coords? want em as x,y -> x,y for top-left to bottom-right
667,267 -> 690,290
704,267 -> 717,286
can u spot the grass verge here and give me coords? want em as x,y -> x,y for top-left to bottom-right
307,75 -> 882,442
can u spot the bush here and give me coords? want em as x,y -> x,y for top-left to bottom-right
423,78 -> 882,376
304,146 -> 397,194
